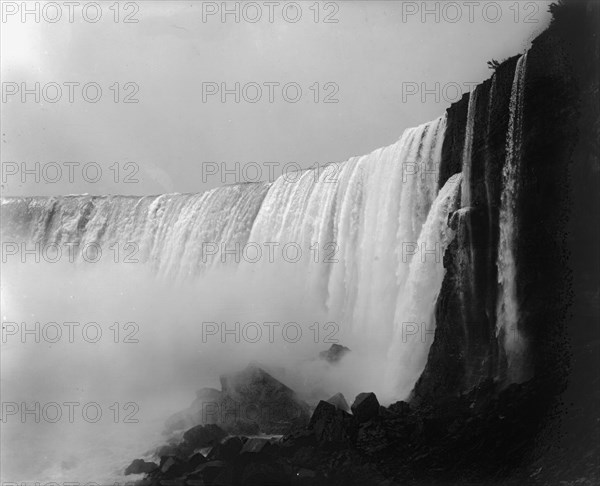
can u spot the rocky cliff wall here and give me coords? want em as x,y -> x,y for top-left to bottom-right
413,0 -> 600,407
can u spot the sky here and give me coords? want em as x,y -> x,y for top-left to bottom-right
1,0 -> 553,196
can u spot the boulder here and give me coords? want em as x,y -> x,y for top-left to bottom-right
184,452 -> 207,471
240,437 -> 272,455
186,460 -> 227,483
326,392 -> 350,412
308,400 -> 357,445
351,393 -> 380,423
124,458 -> 158,475
158,455 -> 186,478
318,344 -> 351,363
208,436 -> 244,461
386,401 -> 411,417
219,364 -> 310,434
182,423 -> 227,450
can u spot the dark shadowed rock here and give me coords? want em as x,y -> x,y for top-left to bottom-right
219,364 -> 310,434
186,460 -> 227,483
240,437 -> 272,455
386,401 -> 411,417
291,468 -> 326,486
158,455 -> 186,478
308,400 -> 357,445
356,421 -> 389,455
182,423 -> 227,450
184,452 -> 207,471
242,462 -> 287,486
351,393 -> 380,423
212,468 -> 234,486
326,392 -> 350,412
124,458 -> 158,475
319,344 -> 351,363
208,436 -> 244,461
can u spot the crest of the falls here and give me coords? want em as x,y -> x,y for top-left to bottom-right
1,183 -> 271,279
496,52 -> 529,382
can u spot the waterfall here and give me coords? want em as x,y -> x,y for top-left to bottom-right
496,52 -> 529,382
385,173 -> 463,397
1,183 -> 271,280
1,116 -> 450,401
461,85 -> 480,209
456,85 -> 481,344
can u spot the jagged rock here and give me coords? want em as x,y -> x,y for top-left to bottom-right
308,400 -> 357,445
208,436 -> 244,461
186,460 -> 227,483
240,437 -> 272,455
163,364 -> 309,440
318,344 -> 351,363
351,393 -> 380,423
326,392 -> 350,412
386,401 -> 411,417
124,458 -> 158,475
158,455 -> 186,478
184,452 -> 207,471
155,442 -> 186,460
182,423 -> 227,450
219,364 -> 310,434
356,421 -> 389,455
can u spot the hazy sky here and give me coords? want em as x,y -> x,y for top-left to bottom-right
1,0 -> 552,196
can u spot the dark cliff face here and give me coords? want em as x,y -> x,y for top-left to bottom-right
413,54 -> 519,403
413,1 -> 600,409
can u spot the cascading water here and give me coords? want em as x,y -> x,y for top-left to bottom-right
1,116 -> 450,395
385,172 -> 463,396
496,52 -> 529,382
461,85 -> 480,209
0,113 -> 465,483
1,183 -> 271,280
456,85 -> 481,342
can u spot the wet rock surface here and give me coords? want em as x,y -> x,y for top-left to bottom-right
318,344 -> 351,363
351,392 -> 380,423
134,377 -> 598,485
124,459 -> 158,475
325,393 -> 349,412
164,365 -> 311,437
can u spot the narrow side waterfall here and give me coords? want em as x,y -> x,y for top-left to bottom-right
461,86 -> 480,209
385,173 -> 463,396
496,52 -> 529,382
457,86 -> 481,339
